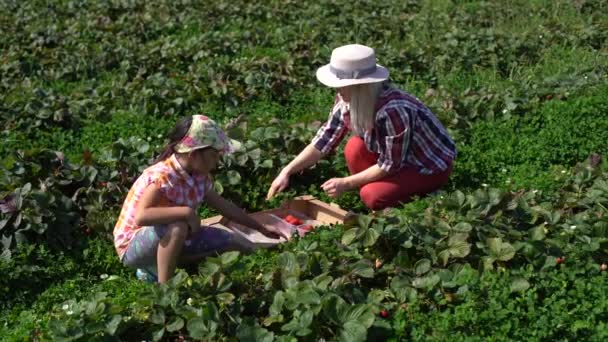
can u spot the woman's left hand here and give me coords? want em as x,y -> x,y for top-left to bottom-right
321,177 -> 350,198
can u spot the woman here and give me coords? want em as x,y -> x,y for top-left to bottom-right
266,44 -> 456,210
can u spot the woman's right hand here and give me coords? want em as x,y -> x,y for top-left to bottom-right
266,171 -> 290,200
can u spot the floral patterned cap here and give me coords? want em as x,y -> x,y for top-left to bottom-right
174,115 -> 241,154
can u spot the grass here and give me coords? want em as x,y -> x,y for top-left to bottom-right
1,0 -> 607,339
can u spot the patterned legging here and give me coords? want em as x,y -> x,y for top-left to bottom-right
121,225 -> 232,270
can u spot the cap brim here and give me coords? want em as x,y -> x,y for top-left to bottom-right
316,64 -> 389,88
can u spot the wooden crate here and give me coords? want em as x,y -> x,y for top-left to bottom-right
200,196 -> 354,249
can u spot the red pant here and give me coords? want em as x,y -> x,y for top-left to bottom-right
344,136 -> 452,210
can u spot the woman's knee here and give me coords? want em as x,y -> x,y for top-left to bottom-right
344,136 -> 366,163
360,186 -> 387,210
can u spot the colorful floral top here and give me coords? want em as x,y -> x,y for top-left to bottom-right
113,154 -> 212,259
312,82 -> 456,174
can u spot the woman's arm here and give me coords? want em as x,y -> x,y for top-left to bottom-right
206,189 -> 288,239
267,100 -> 349,200
282,143 -> 324,176
345,164 -> 388,188
134,185 -> 199,230
266,144 -> 324,200
321,164 -> 388,198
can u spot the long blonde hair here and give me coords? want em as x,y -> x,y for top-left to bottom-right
349,82 -> 383,136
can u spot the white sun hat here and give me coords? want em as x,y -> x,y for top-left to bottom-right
316,44 -> 390,88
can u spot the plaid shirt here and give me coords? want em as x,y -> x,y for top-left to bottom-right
312,83 -> 456,174
113,154 -> 212,258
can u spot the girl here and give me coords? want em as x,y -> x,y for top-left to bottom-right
267,44 -> 456,210
114,115 -> 283,283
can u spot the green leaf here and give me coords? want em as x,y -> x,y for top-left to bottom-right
341,320 -> 368,342
236,153 -> 249,166
488,188 -> 503,205
510,277 -> 530,293
390,275 -> 411,291
237,321 -> 274,342
199,261 -> 220,276
137,142 -> 150,154
438,249 -> 450,266
105,315 -> 122,335
482,256 -> 496,270
312,273 -> 333,290
544,211 -> 561,225
453,222 -> 472,232
269,291 -> 284,316
412,274 -> 441,289
149,310 -> 165,325
187,317 -> 211,339
226,170 -> 241,185
278,252 -> 299,275
296,289 -> 321,306
362,228 -> 380,247
448,234 -> 471,258
367,289 -> 389,304
487,238 -> 516,261
216,292 -> 235,305
529,225 -> 546,241
213,180 -> 224,194
414,259 -> 431,275
296,310 -> 314,335
357,215 -> 373,229
341,228 -> 358,245
260,159 -> 273,168
341,304 -> 375,327
352,260 -> 374,278
152,327 -> 165,342
220,251 -> 240,267
248,148 -> 262,160
263,314 -> 284,326
166,317 -> 184,332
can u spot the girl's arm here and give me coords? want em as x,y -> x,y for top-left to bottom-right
205,189 -> 287,239
134,185 -> 199,230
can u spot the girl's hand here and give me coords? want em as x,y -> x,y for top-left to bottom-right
266,171 -> 290,200
187,209 -> 201,232
262,224 -> 291,240
321,177 -> 350,198
257,226 -> 285,240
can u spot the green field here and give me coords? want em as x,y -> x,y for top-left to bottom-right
1,0 -> 608,340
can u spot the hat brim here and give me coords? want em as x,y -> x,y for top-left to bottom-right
316,64 -> 390,88
177,138 -> 242,154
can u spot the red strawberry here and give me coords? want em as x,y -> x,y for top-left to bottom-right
299,224 -> 313,232
556,256 -> 565,264
284,215 -> 302,225
379,310 -> 389,318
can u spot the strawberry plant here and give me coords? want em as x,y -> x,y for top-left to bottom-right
2,0 -> 608,339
